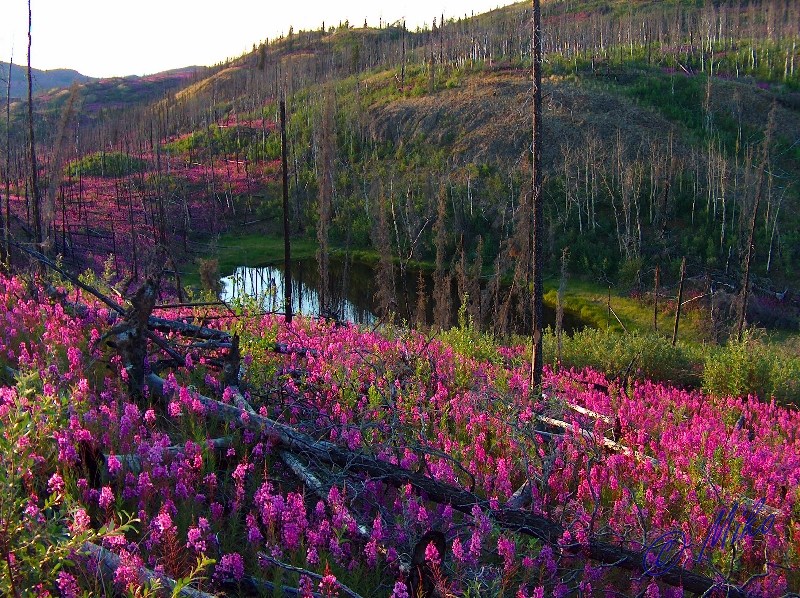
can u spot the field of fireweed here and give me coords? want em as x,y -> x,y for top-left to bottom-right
0,271 -> 798,596
5,117 -> 280,278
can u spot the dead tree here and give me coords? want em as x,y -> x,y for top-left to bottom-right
106,279 -> 158,401
530,0 -> 544,391
26,0 -> 42,245
672,257 -> 686,346
280,99 -> 292,324
2,55 -> 11,267
317,90 -> 335,314
737,104 -> 776,342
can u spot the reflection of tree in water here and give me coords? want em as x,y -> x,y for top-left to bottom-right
221,258 -> 586,334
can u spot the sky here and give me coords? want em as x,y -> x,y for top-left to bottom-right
1,0 -> 515,79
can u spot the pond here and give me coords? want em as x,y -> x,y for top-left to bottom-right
220,257 -> 587,334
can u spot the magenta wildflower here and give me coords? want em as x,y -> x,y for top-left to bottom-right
98,486 -> 114,510
215,552 -> 245,582
70,508 -> 91,533
56,571 -> 79,598
391,580 -> 410,598
47,473 -> 65,494
298,574 -> 315,598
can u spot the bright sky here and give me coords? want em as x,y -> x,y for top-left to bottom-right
1,0 -> 516,78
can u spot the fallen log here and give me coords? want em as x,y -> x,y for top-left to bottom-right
82,542 -> 215,598
144,372 -> 747,597
105,437 -> 234,475
258,553 -> 365,598
148,316 -> 231,342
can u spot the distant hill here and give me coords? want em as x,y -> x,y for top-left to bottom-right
0,61 -> 94,99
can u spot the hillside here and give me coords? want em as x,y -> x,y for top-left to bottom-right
0,60 -> 93,99
2,1 -> 800,596
3,0 -> 798,339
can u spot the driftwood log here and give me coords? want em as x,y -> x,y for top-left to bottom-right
144,372 -> 748,597
82,542 -> 215,598
4,254 -> 758,597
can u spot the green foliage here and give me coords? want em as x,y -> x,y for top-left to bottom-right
545,327 -> 703,386
439,298 -> 502,365
66,151 -> 149,178
164,125 -> 279,162
0,369 -> 134,595
703,330 -> 800,403
169,556 -> 216,597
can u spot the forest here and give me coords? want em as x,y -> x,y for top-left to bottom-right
1,0 -> 799,596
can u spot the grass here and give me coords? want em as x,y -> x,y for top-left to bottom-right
182,233 -> 318,287
544,277 -> 707,342
185,233 -> 707,342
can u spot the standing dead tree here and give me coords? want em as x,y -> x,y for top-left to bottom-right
317,90 -> 335,315
2,55 -> 11,267
737,103 -> 776,342
26,0 -> 42,246
280,98 -> 292,324
530,0 -> 544,392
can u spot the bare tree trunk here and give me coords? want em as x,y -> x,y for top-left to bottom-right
43,85 -> 78,253
27,0 -> 42,246
653,265 -> 660,332
530,0 -> 544,392
401,21 -> 407,90
317,90 -> 334,315
672,257 -> 686,346
556,247 -> 568,370
433,184 -> 451,329
2,56 -> 11,267
737,104 -> 775,341
280,99 -> 292,324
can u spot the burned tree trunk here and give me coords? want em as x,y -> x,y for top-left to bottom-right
106,280 -> 158,400
280,99 -> 293,324
27,0 -> 42,246
530,0 -> 544,391
737,104 -> 775,342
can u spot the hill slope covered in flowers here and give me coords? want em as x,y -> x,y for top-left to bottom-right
0,271 -> 798,596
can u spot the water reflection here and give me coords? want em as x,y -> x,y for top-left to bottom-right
220,257 -> 586,334
221,261 -> 376,324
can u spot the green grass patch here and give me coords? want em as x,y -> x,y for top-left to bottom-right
66,151 -> 149,178
183,233 -> 318,287
544,277 -> 707,342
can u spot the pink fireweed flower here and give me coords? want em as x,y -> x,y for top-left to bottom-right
70,508 -> 91,533
497,535 -> 515,571
424,541 -> 441,565
113,550 -> 142,591
56,571 -> 79,598
452,537 -> 465,563
106,454 -> 121,475
319,569 -> 339,597
299,575 -> 315,598
391,581 -> 410,598
215,552 -> 245,582
99,486 -> 114,510
48,473 -> 65,494
168,401 -> 182,418
246,512 -> 263,545
187,517 -> 210,553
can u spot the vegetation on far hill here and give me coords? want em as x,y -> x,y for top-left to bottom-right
2,1 -> 800,595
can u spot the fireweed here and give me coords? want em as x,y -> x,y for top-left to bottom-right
0,272 -> 797,595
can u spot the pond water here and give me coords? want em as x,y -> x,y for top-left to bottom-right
220,257 -> 587,334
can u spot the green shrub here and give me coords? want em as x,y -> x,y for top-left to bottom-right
0,369 -> 134,595
439,299 -> 502,365
546,328 -> 702,387
703,331 -> 800,403
66,151 -> 149,178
